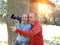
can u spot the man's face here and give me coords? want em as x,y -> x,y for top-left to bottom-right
22,14 -> 28,23
29,13 -> 36,24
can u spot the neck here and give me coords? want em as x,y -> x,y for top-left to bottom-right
32,22 -> 34,25
24,22 -> 28,25
31,20 -> 37,25
31,20 -> 35,25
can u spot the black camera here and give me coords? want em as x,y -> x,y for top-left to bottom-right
11,14 -> 21,23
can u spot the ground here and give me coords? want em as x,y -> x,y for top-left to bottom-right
0,23 -> 60,45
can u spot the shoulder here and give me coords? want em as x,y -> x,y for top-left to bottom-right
27,24 -> 32,27
36,20 -> 42,25
34,20 -> 42,28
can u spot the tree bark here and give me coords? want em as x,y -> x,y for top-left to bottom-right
3,0 -> 30,45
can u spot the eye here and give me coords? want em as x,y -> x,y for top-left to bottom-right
22,17 -> 27,18
29,16 -> 33,18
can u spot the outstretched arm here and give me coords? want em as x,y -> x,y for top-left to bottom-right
16,23 -> 42,37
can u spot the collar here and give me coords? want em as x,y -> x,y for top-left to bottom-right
32,20 -> 39,25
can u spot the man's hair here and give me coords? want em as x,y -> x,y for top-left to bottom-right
29,11 -> 39,19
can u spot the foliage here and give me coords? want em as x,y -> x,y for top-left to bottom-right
54,8 -> 60,26
0,0 -> 7,18
52,36 -> 60,42
0,0 -> 7,23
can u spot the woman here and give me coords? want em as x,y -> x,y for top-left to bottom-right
11,14 -> 32,45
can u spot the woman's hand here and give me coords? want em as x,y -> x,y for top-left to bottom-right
10,26 -> 16,32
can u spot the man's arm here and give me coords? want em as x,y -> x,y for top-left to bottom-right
16,23 -> 42,37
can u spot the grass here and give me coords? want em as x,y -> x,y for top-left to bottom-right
0,41 -> 8,45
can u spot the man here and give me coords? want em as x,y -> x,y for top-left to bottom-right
10,12 -> 44,45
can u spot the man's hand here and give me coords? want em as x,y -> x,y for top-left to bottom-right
10,26 -> 16,32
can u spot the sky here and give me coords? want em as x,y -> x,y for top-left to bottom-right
4,0 -> 7,2
50,0 -> 60,5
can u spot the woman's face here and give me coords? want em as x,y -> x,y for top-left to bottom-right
22,14 -> 28,23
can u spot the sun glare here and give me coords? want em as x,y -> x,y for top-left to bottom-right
4,0 -> 7,2
38,3 -> 53,15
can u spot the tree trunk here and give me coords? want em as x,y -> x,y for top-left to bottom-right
3,0 -> 30,45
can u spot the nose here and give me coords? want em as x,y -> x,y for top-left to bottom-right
29,18 -> 31,20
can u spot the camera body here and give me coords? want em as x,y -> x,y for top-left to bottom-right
11,14 -> 21,23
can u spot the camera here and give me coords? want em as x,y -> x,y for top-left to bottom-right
11,14 -> 21,23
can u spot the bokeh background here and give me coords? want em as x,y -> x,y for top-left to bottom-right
0,0 -> 60,45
